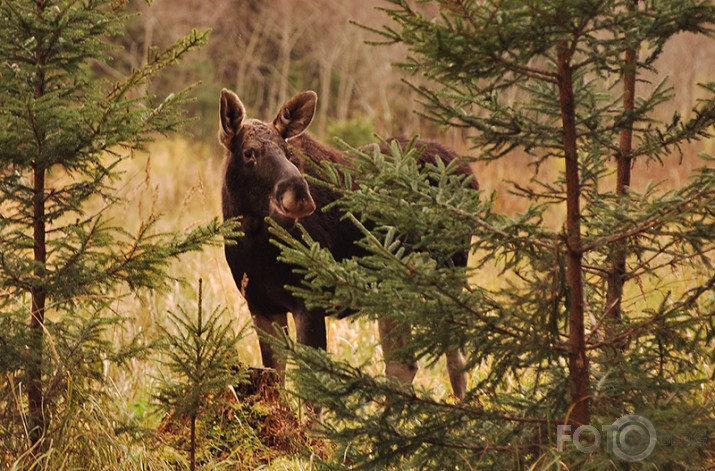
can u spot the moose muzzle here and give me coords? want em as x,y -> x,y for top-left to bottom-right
271,176 -> 316,221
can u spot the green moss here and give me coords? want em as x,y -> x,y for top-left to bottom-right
156,369 -> 328,469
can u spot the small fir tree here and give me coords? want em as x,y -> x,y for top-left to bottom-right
155,279 -> 247,471
273,0 -> 715,468
0,0 -> 232,464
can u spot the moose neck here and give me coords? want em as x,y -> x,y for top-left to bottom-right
240,214 -> 268,237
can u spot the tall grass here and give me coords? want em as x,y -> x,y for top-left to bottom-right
6,117 -> 702,467
108,119 -> 711,401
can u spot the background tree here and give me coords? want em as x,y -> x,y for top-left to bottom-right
110,0 -> 715,146
273,0 -> 715,467
110,0 -> 434,141
0,0 -> 232,465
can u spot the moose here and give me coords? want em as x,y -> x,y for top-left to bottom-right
218,88 -> 476,400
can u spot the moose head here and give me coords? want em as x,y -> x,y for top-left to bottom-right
219,89 -> 318,229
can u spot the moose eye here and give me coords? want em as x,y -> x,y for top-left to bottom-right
243,149 -> 256,160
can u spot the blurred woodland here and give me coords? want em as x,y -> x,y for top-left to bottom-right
116,0 -> 715,162
114,0 -> 418,143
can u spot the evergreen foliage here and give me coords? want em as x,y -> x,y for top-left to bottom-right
155,279 -> 247,471
327,117 -> 377,150
0,0 -> 233,466
272,1 -> 715,468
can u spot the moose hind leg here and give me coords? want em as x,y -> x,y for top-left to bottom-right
378,318 -> 418,385
252,312 -> 289,385
446,349 -> 467,401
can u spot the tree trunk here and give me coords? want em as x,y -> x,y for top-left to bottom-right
28,165 -> 47,448
557,45 -> 590,427
605,0 -> 638,340
189,413 -> 196,471
28,5 -> 48,446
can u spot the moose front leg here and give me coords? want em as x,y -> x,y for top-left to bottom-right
293,310 -> 327,351
293,310 -> 327,419
252,312 -> 289,384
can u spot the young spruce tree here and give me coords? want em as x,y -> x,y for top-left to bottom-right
156,279 -> 246,471
273,0 -> 715,468
0,0 -> 230,465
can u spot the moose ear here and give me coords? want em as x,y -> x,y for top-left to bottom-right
219,88 -> 245,148
273,91 -> 317,139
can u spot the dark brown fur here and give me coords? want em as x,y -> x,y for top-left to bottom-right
219,89 -> 475,400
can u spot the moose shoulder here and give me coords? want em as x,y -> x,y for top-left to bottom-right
218,88 -> 475,400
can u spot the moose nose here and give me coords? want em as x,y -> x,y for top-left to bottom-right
275,178 -> 316,219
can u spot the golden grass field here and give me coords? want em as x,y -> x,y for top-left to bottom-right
103,123 -> 712,415
106,138 -> 441,408
102,31 -> 715,407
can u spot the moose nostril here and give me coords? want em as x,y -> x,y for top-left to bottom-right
275,179 -> 315,218
304,195 -> 316,214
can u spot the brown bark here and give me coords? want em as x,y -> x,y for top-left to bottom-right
28,2 -> 48,447
189,414 -> 196,471
557,44 -> 590,427
28,166 -> 46,448
605,0 -> 638,338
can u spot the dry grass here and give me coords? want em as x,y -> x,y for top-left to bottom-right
24,95 -> 702,467
104,138 -> 420,400
103,111 -> 711,407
